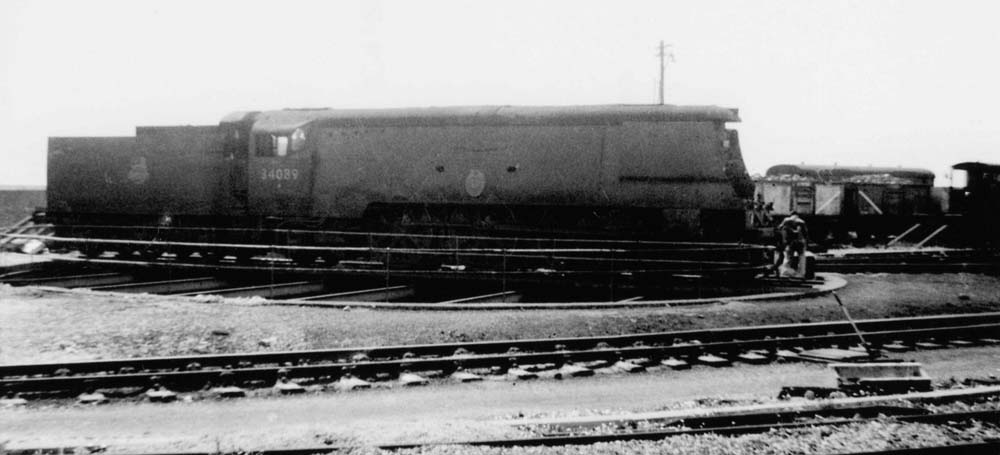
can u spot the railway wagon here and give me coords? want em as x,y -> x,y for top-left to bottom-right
754,164 -> 937,243
46,104 -> 753,247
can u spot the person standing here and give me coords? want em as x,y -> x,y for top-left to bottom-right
777,212 -> 809,277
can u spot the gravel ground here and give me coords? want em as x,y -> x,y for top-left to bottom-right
1,273 -> 999,364
522,390 -> 1000,436
2,272 -> 1000,453
379,421 -> 1000,455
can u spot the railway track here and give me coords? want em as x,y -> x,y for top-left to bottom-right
4,312 -> 999,402
4,224 -> 772,282
815,248 -> 1000,273
0,262 -> 836,308
460,408 -> 1000,451
1,247 -> 818,307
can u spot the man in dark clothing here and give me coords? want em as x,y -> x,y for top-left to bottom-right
777,212 -> 809,275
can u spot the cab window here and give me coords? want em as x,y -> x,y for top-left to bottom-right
255,134 -> 289,157
951,169 -> 968,189
291,128 -> 306,152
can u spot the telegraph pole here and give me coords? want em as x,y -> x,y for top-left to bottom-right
657,41 -> 674,105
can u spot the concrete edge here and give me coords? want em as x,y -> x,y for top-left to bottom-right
267,273 -> 847,311
0,253 -> 53,274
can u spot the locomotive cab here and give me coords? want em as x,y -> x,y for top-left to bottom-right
948,166 -> 970,214
949,162 -> 1000,244
245,113 -> 317,217
218,111 -> 258,213
949,162 -> 1000,215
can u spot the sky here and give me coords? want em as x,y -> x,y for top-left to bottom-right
2,0 -> 999,187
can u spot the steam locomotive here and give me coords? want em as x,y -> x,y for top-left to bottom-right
46,105 -> 754,245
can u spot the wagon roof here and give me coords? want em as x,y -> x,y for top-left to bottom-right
766,164 -> 934,181
953,162 -> 1000,172
247,104 -> 740,132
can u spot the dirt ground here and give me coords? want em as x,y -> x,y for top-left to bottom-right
1,273 -> 998,364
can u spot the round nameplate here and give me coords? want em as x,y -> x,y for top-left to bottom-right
465,169 -> 486,197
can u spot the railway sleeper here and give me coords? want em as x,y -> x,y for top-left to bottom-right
609,360 -> 646,373
661,357 -> 691,370
554,364 -> 594,379
76,390 -> 107,404
519,363 -> 557,372
334,375 -> 372,391
624,357 -> 656,367
145,385 -> 178,402
210,386 -> 246,398
949,339 -> 976,347
696,354 -> 732,367
451,369 -> 484,383
737,352 -> 770,364
507,366 -> 539,380
399,372 -> 430,386
272,378 -> 306,394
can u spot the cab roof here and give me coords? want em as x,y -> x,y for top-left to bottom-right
953,162 -> 1000,172
243,104 -> 741,133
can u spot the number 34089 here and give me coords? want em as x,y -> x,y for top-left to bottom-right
261,168 -> 299,180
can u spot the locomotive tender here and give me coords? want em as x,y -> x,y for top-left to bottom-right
47,105 -> 753,241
